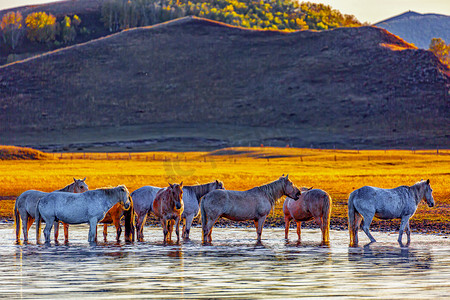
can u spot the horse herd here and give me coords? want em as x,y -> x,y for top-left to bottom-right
13,175 -> 435,247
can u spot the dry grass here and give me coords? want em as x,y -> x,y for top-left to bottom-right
1,147 -> 448,232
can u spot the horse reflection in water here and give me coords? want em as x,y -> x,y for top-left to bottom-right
348,179 -> 434,247
283,187 -> 332,245
348,245 -> 432,270
201,175 -> 301,244
35,185 -> 132,244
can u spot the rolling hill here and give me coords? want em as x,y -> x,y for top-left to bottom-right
375,11 -> 450,49
0,17 -> 449,151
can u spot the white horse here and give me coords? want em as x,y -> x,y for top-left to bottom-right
348,179 -> 434,247
36,185 -> 132,244
201,175 -> 301,244
131,180 -> 224,241
14,178 -> 88,243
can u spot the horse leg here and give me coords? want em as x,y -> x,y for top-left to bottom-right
161,218 -> 169,244
88,219 -> 98,243
284,216 -> 291,239
405,221 -> 411,246
255,216 -> 267,242
183,214 -> 195,240
114,218 -> 122,242
63,223 -> 69,243
103,224 -> 108,242
22,215 -> 29,243
361,212 -> 376,244
398,215 -> 412,246
296,221 -> 302,241
202,216 -> 217,244
54,221 -> 60,242
136,214 -> 147,242
175,217 -> 181,244
43,218 -> 54,244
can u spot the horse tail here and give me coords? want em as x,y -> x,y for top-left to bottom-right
200,197 -> 208,242
35,199 -> 42,243
14,198 -> 21,242
322,192 -> 332,243
124,203 -> 135,242
348,191 -> 357,246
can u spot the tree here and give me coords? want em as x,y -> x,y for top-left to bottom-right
60,16 -> 77,43
25,12 -> 57,43
0,11 -> 24,50
429,38 -> 449,67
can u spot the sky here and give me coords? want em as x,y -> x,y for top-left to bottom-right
0,0 -> 449,24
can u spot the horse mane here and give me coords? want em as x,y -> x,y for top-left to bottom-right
256,178 -> 285,206
184,181 -> 219,201
410,180 -> 428,201
58,181 -> 76,192
95,185 -> 128,196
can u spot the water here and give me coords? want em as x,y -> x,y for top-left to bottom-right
1,224 -> 449,299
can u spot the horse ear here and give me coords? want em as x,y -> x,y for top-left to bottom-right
168,182 -> 173,188
180,181 -> 183,187
83,177 -> 86,181
286,174 -> 289,179
309,187 -> 313,190
427,179 -> 430,185
73,177 -> 77,182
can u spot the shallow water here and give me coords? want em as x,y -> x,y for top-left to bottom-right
1,224 -> 449,299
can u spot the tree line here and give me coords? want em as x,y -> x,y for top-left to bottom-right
100,0 -> 363,32
0,11 -> 85,51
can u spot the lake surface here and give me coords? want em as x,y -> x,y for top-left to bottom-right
1,224 -> 449,299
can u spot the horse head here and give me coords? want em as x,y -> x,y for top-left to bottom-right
423,179 -> 434,207
215,179 -> 225,190
282,174 -> 301,200
117,185 -> 132,210
169,182 -> 184,210
73,177 -> 89,193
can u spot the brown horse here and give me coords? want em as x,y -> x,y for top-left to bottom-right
152,182 -> 184,244
283,187 -> 332,244
98,201 -> 135,243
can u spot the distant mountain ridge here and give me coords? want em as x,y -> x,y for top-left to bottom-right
0,17 -> 448,151
375,11 -> 450,49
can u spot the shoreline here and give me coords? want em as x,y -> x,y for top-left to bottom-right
3,215 -> 447,235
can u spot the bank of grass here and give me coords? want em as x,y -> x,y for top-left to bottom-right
0,147 -> 448,233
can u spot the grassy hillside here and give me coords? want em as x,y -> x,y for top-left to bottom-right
375,11 -> 450,49
0,17 -> 448,151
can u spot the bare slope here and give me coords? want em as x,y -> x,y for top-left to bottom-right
0,17 -> 449,150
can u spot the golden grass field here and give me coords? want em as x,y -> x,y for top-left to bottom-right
0,146 -> 448,233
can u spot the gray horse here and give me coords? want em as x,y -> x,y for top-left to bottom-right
36,185 -> 132,244
348,179 -> 434,247
14,178 -> 88,243
201,175 -> 301,244
131,180 -> 224,241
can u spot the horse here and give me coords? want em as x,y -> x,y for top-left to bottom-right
348,179 -> 434,247
131,180 -> 224,242
283,187 -> 332,244
201,175 -> 301,244
152,183 -> 184,244
14,177 -> 88,243
35,185 -> 132,244
98,201 -> 135,243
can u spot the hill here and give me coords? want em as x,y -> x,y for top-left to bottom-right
0,17 -> 449,151
0,0 -> 362,65
375,11 -> 450,49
